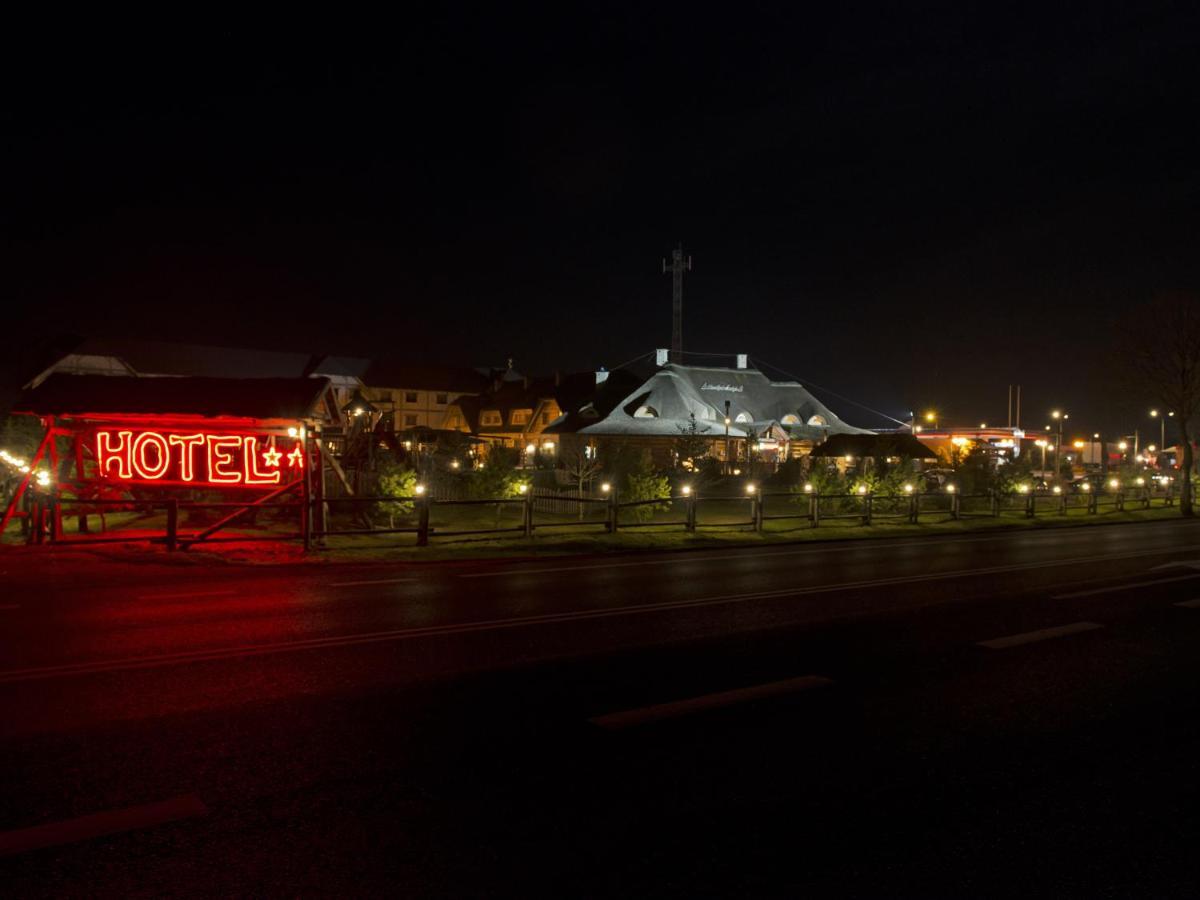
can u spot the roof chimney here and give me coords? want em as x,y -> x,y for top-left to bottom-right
655,348 -> 670,366
736,354 -> 748,369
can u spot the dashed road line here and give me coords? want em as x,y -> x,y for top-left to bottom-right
590,676 -> 833,729
329,577 -> 418,587
1173,598 -> 1200,608
136,589 -> 239,601
0,794 -> 207,857
1051,573 -> 1200,599
978,621 -> 1103,650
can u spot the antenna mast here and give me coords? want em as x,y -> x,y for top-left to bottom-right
662,242 -> 692,363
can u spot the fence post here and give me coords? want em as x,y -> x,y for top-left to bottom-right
909,493 -> 918,524
1115,490 -> 1124,512
862,494 -> 872,526
32,497 -> 44,545
686,496 -> 696,533
1088,490 -> 1098,515
523,491 -> 533,539
166,499 -> 179,551
607,490 -> 617,534
951,492 -> 961,521
991,491 -> 999,517
811,494 -> 820,528
1025,493 -> 1035,518
417,496 -> 430,547
753,494 -> 763,531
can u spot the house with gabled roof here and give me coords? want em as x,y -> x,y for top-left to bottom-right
545,353 -> 872,466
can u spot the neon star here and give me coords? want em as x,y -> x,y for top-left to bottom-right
287,445 -> 305,468
262,444 -> 283,467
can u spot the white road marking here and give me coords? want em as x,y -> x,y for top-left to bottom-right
0,794 -> 207,857
1051,573 -> 1200,599
1173,598 -> 1200,608
135,589 -> 239,600
978,621 -> 1103,650
0,544 -> 1188,684
329,577 -> 418,587
1152,560 -> 1200,571
590,675 -> 833,729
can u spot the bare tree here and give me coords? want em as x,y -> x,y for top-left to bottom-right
559,445 -> 604,520
1133,295 -> 1200,517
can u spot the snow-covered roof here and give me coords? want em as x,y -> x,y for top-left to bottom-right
575,363 -> 872,439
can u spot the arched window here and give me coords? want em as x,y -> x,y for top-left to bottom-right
633,405 -> 659,418
807,414 -> 828,426
735,412 -> 752,423
781,414 -> 800,425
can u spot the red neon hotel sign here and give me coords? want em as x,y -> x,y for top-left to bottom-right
94,429 -> 304,487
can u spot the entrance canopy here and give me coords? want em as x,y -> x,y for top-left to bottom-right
12,373 -> 333,426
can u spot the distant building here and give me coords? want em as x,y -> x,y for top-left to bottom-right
362,362 -> 492,432
445,372 -> 597,458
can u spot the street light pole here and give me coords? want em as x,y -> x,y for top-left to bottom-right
1051,410 -> 1067,483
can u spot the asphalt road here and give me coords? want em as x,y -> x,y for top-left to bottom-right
5,519 -> 1200,896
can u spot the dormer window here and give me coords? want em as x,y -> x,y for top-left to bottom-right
481,410 -> 502,426
781,414 -> 801,425
807,414 -> 828,426
633,405 -> 659,418
735,412 -> 752,423
510,410 -> 531,425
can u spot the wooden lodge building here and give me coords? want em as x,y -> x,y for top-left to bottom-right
544,353 -> 873,466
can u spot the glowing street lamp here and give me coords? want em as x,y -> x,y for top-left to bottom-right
600,482 -> 611,494
924,410 -> 938,429
679,484 -> 690,496
1050,410 -> 1068,481
1149,409 -> 1174,450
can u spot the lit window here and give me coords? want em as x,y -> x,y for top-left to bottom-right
735,412 -> 752,423
633,406 -> 659,418
807,415 -> 828,426
481,411 -> 502,427
511,410 -> 531,425
781,414 -> 800,425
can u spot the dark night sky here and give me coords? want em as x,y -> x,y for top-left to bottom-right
3,5 -> 1199,432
